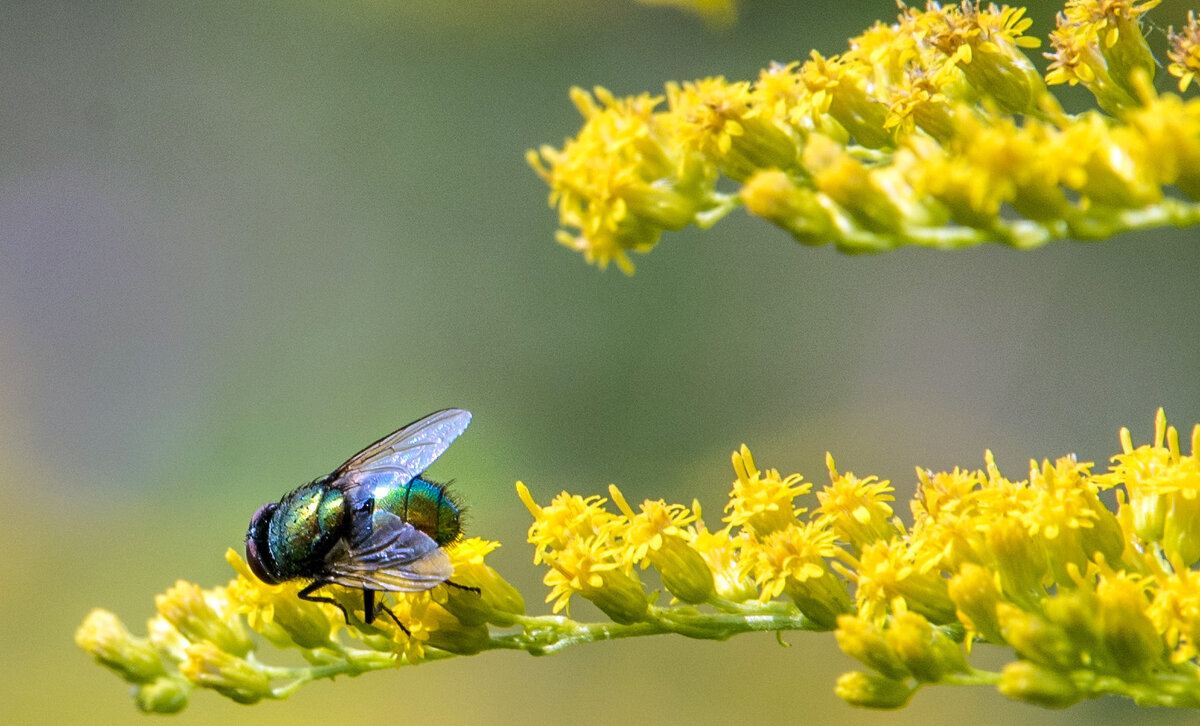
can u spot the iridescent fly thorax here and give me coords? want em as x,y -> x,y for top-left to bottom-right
266,482 -> 346,578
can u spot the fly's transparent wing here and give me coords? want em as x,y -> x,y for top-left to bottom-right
331,408 -> 471,488
320,511 -> 452,593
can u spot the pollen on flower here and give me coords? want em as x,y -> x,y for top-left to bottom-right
1053,0 -> 1159,102
849,537 -> 957,625
527,86 -> 715,274
665,77 -> 797,180
542,534 -> 649,624
608,485 -> 699,562
517,481 -> 620,564
687,521 -> 758,602
816,453 -> 898,552
725,444 -> 811,537
750,521 -> 838,598
748,521 -> 851,628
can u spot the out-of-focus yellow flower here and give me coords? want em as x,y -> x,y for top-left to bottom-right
835,670 -> 915,709
155,581 -> 251,657
947,562 -> 1006,645
76,609 -> 169,684
1102,409 -> 1200,566
533,0 -> 1200,271
884,610 -> 969,682
998,660 -> 1083,708
1169,12 -> 1200,91
1046,0 -> 1159,112
1147,560 -> 1200,663
835,614 -> 912,680
634,0 -> 737,28
178,642 -> 272,705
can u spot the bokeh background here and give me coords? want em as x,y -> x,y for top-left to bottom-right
3,0 -> 1199,723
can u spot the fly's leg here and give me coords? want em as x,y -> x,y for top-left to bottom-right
444,579 -> 481,595
362,588 -> 410,636
297,581 -> 351,624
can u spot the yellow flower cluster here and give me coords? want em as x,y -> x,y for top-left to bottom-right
77,539 -> 522,713
79,410 -> 1200,710
529,1 -> 1200,273
518,410 -> 1200,708
633,0 -> 738,28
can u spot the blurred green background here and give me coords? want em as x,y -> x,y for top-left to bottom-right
2,0 -> 1199,723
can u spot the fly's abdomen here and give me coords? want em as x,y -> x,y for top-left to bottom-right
375,476 -> 461,546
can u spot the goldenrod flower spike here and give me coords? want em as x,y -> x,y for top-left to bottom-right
531,1 -> 1200,272
80,411 -> 1200,711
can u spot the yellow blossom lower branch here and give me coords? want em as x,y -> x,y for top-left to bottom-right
79,409 -> 1200,712
77,566 -> 817,714
529,1 -> 1200,273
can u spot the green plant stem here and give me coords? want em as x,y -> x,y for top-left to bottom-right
811,198 -> 1200,253
248,604 -> 816,696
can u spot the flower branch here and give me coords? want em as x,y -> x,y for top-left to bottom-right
529,1 -> 1200,272
80,410 -> 1200,712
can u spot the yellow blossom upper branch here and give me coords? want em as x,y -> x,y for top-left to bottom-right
530,1 -> 1200,273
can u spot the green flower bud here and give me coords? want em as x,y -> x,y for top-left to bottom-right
740,170 -> 835,245
835,671 -> 914,709
785,573 -> 853,630
438,575 -> 525,628
425,617 -> 492,656
179,642 -> 272,705
134,677 -> 190,714
835,615 -> 910,680
1162,493 -> 1200,567
885,612 -> 967,683
156,581 -> 252,657
718,116 -> 799,182
996,604 -> 1079,671
947,564 -> 1005,644
649,537 -> 715,605
1041,591 -> 1100,656
1097,578 -> 1163,674
266,595 -> 337,651
998,660 -> 1082,709
75,609 -> 167,684
985,518 -> 1047,603
622,184 -> 702,231
584,569 -> 651,625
